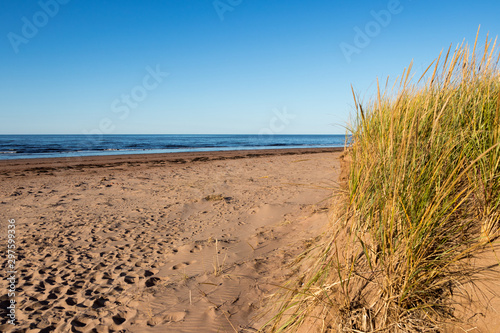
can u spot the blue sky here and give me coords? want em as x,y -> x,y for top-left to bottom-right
1,0 -> 499,134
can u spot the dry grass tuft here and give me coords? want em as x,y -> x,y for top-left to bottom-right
266,28 -> 500,332
204,194 -> 226,201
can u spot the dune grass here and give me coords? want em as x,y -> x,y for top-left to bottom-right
267,29 -> 500,332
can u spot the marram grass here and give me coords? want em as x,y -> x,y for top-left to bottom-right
267,29 -> 500,332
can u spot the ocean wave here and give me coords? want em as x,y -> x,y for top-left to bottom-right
79,148 -> 147,152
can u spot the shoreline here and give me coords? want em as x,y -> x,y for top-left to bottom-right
0,147 -> 343,173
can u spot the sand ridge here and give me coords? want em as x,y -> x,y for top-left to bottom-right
0,149 -> 342,332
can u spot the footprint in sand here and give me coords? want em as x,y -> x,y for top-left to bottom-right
71,314 -> 100,332
147,311 -> 187,326
172,261 -> 197,270
124,272 -> 140,284
189,244 -> 203,253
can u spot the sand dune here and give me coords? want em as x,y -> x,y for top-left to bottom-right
0,148 -> 342,332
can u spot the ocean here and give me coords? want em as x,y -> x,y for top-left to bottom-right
0,134 -> 347,160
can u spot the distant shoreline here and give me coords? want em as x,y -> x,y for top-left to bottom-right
0,146 -> 344,173
0,134 -> 347,161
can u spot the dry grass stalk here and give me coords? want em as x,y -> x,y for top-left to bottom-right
266,28 -> 500,332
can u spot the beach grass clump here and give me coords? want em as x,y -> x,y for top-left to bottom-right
268,30 -> 500,332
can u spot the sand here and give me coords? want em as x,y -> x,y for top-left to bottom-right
0,148 -> 342,332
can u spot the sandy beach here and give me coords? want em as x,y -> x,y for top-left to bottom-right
0,148 -> 342,332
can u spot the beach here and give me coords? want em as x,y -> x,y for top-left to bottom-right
0,147 -> 342,332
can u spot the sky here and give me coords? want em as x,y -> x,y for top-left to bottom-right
1,0 -> 499,135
